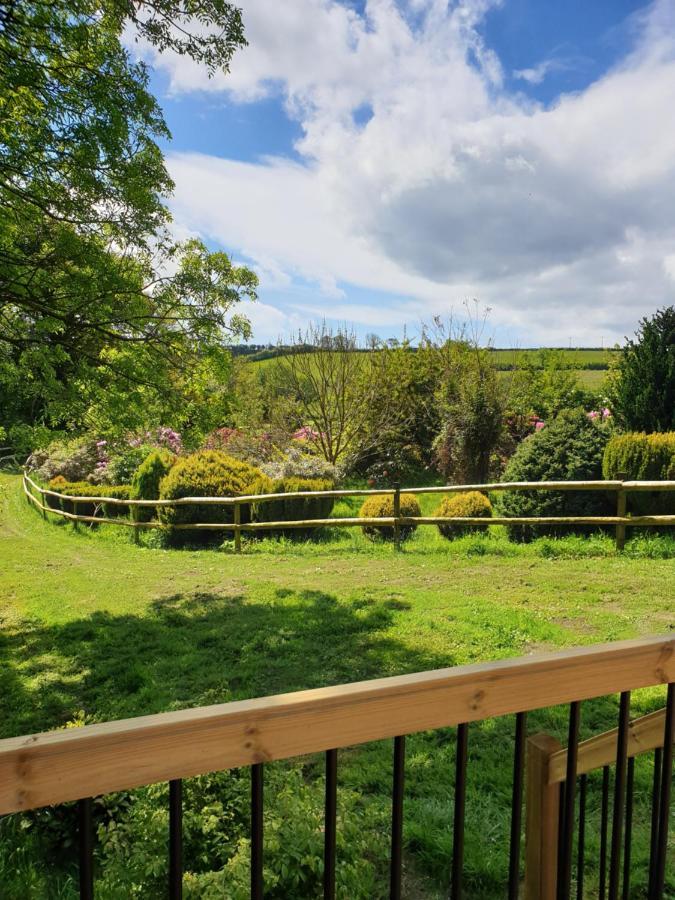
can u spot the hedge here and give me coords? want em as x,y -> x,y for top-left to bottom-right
603,432 -> 675,515
253,477 -> 335,538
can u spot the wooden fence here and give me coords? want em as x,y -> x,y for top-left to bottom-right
0,636 -> 672,898
22,470 -> 675,551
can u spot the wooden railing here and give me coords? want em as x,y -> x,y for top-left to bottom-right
22,471 -> 675,551
0,636 -> 673,899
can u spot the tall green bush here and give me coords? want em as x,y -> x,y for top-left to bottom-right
498,409 -> 613,541
603,432 -> 675,515
130,450 -> 176,523
608,306 -> 675,432
158,451 -> 272,546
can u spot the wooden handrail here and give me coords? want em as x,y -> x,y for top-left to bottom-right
547,708 -> 669,784
0,635 -> 672,815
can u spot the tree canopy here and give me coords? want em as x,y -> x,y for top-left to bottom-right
0,0 -> 255,448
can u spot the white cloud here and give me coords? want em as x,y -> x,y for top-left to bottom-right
149,0 -> 675,344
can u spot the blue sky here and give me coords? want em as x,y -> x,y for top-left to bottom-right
137,0 -> 675,346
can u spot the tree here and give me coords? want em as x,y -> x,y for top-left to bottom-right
608,307 -> 675,432
269,324 -> 390,466
0,0 -> 253,447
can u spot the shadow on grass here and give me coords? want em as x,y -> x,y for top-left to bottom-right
0,588 -> 455,739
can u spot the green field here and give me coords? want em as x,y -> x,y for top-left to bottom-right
1,474 -> 672,897
248,347 -> 613,393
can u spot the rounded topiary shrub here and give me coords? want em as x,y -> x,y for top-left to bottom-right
158,450 -> 272,546
498,408 -> 613,542
434,491 -> 492,540
359,494 -> 421,542
131,449 -> 176,523
253,477 -> 335,538
603,432 -> 675,516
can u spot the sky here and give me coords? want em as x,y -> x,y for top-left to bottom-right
133,0 -> 675,347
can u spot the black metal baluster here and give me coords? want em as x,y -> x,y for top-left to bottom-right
390,736 -> 405,900
647,747 -> 662,899
450,723 -> 468,900
558,780 -> 566,883
324,749 -> 337,900
621,757 -> 634,900
251,764 -> 264,900
558,701 -> 581,900
599,766 -> 609,900
78,797 -> 94,900
608,691 -> 630,900
508,712 -> 527,900
652,683 -> 674,900
169,779 -> 183,900
576,774 -> 586,900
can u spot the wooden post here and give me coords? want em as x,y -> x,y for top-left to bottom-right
525,733 -> 561,900
393,481 -> 401,551
615,472 -> 627,552
234,502 -> 241,553
72,499 -> 79,531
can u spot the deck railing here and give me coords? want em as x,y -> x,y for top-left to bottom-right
22,471 -> 675,551
0,635 -> 672,898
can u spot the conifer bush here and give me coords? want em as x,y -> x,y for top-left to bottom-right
158,450 -> 272,545
434,491 -> 492,539
498,408 -> 612,541
603,432 -> 675,515
359,494 -> 421,541
253,477 -> 335,538
130,450 -> 176,522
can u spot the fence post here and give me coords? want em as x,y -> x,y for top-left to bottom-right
393,481 -> 401,551
234,502 -> 242,553
525,733 -> 561,900
615,472 -> 627,552
72,499 -> 79,532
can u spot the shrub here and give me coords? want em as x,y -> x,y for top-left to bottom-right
497,408 -> 613,542
260,446 -> 338,482
101,443 -> 155,485
253,477 -> 335,537
130,450 -> 176,522
359,493 -> 421,542
158,451 -> 272,545
434,491 -> 492,540
47,480 -> 129,518
102,485 -> 132,519
608,306 -> 675,432
603,432 -> 675,515
30,437 -> 102,483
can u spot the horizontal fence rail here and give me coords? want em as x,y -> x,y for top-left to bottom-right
0,636 -> 672,899
22,472 -> 675,552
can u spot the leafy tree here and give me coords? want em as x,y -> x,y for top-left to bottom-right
507,349 -> 590,419
608,307 -> 675,432
0,0 -> 253,447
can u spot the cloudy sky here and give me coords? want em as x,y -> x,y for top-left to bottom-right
136,0 -> 675,346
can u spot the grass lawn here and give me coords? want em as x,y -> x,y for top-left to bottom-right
0,473 -> 672,897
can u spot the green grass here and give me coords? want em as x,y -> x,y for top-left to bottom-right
0,474 -> 672,897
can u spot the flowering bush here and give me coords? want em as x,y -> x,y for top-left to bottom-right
129,427 -> 182,454
202,427 -> 241,451
260,445 -> 338,482
29,438 -> 101,483
202,429 -> 287,467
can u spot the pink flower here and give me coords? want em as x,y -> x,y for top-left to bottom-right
96,440 -> 107,447
602,408 -> 611,418
587,411 -> 599,420
535,421 -> 545,431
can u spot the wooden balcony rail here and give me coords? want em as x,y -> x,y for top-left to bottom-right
0,636 -> 673,900
21,471 -> 675,552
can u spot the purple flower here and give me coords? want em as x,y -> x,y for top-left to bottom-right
96,440 -> 107,447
